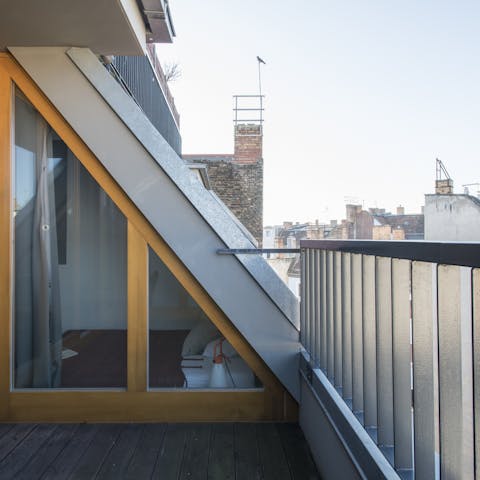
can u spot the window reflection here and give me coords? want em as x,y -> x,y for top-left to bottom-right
148,247 -> 260,389
14,91 -> 127,389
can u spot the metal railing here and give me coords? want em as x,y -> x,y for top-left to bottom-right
106,53 -> 182,156
300,239 -> 480,479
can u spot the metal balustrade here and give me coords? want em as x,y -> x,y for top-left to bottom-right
300,239 -> 480,480
106,54 -> 182,156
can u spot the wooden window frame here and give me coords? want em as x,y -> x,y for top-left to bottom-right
0,53 -> 297,422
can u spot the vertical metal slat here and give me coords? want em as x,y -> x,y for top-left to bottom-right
412,261 -> 439,480
363,255 -> 377,431
438,265 -> 474,479
308,248 -> 316,363
342,253 -> 353,402
314,249 -> 321,367
351,254 -> 364,421
305,249 -> 311,357
334,251 -> 343,390
320,250 -> 327,372
392,258 -> 413,471
300,249 -> 306,347
473,268 -> 480,480
376,256 -> 394,450
327,250 -> 335,381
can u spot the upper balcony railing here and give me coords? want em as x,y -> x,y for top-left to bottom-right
105,47 -> 182,156
300,239 -> 480,479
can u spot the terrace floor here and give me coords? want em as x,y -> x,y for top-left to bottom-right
0,422 -> 320,479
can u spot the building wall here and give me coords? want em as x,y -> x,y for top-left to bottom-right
193,157 -> 263,245
372,225 -> 392,240
354,210 -> 373,239
372,225 -> 406,240
392,228 -> 405,240
184,124 -> 264,245
266,258 -> 293,284
425,194 -> 480,240
288,275 -> 300,298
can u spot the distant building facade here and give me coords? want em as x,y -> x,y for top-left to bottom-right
326,205 -> 424,240
265,205 -> 424,297
425,178 -> 480,240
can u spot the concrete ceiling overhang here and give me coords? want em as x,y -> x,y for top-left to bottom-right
140,0 -> 176,43
0,0 -> 174,55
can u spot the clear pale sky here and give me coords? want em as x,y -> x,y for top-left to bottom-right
157,0 -> 480,225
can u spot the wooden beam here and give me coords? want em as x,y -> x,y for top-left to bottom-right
8,391 -> 269,422
0,65 -> 11,420
127,222 -> 148,392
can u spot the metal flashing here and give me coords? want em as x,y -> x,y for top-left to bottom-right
65,47 -> 298,328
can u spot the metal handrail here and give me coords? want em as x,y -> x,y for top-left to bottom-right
300,239 -> 480,267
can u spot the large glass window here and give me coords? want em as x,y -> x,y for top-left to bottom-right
148,247 -> 260,389
13,91 -> 127,389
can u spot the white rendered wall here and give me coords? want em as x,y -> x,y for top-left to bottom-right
424,194 -> 480,241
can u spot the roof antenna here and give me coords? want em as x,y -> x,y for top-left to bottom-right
256,56 -> 266,124
257,56 -> 266,97
436,158 -> 451,181
435,158 -> 454,194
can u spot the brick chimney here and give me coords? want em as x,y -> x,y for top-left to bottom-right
234,124 -> 262,164
435,179 -> 454,194
396,205 -> 405,215
345,204 -> 361,223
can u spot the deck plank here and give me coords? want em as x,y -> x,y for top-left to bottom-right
125,424 -> 166,479
0,422 -> 319,479
208,423 -> 234,480
0,423 -> 37,463
179,424 -> 211,480
257,423 -> 291,480
67,424 -> 122,480
17,424 -> 78,480
0,424 -> 14,440
96,423 -> 143,479
0,424 -> 57,479
41,424 -> 98,480
277,423 -> 320,480
234,423 -> 262,480
152,424 -> 188,480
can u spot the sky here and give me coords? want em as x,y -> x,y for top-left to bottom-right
157,0 -> 480,226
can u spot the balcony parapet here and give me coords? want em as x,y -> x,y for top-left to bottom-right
146,43 -> 180,127
299,239 -> 480,479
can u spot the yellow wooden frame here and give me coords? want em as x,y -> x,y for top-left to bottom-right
0,53 -> 297,422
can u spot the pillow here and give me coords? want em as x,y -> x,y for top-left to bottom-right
181,316 -> 221,357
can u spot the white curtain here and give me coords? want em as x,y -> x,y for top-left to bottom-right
15,100 -> 62,388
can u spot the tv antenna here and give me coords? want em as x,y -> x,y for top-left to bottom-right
436,158 -> 451,181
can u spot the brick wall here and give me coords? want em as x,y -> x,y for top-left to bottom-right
184,123 -> 264,246
234,124 -> 262,164
192,157 -> 263,245
183,123 -> 264,245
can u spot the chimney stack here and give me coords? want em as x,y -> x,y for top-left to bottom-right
346,204 -> 361,223
396,205 -> 405,215
435,179 -> 454,194
233,124 -> 262,164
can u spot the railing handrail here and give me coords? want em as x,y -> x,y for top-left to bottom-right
300,239 -> 480,267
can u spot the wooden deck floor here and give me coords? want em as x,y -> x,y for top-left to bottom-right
0,423 -> 320,479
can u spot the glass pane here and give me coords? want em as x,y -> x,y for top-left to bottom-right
148,247 -> 261,389
13,91 -> 127,389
